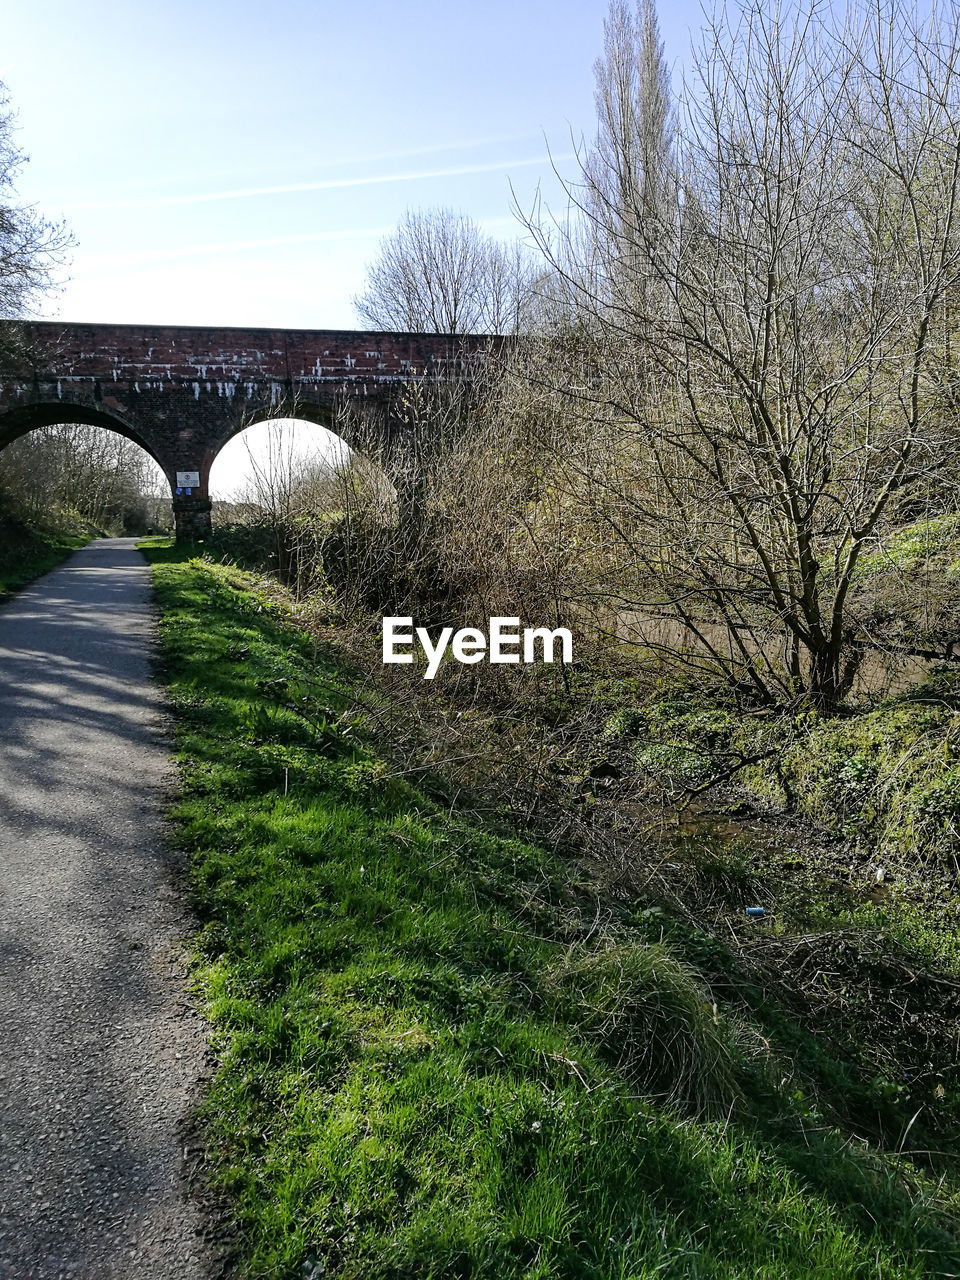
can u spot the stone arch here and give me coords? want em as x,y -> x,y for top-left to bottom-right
205,402 -> 400,525
203,394 -> 403,503
202,395 -> 396,492
0,400 -> 168,480
204,400 -> 337,489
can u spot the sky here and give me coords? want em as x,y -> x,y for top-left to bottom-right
4,0 -> 699,497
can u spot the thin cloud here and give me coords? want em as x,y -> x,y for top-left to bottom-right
60,154 -> 575,211
282,131 -> 542,172
38,132 -> 543,207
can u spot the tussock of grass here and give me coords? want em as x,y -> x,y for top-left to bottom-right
143,542 -> 960,1279
544,942 -> 742,1118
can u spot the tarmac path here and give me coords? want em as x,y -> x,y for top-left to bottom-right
0,539 -> 217,1279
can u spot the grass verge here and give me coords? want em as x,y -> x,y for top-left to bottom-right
0,514 -> 90,598
144,541 -> 960,1279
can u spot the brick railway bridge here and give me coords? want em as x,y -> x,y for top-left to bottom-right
0,321 -> 488,539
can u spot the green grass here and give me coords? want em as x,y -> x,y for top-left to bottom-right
143,542 -> 960,1279
0,513 -> 89,597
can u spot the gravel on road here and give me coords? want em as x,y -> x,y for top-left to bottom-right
0,539 -> 221,1280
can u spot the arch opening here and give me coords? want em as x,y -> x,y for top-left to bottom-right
0,401 -> 166,474
0,407 -> 172,537
208,415 -> 395,528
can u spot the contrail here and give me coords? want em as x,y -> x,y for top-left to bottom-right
73,214 -> 525,270
276,131 -> 542,171
60,154 -> 575,211
38,132 -> 542,207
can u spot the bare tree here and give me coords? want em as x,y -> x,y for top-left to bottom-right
353,207 -> 538,335
0,81 -> 70,323
585,0 -> 676,311
521,0 -> 960,712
